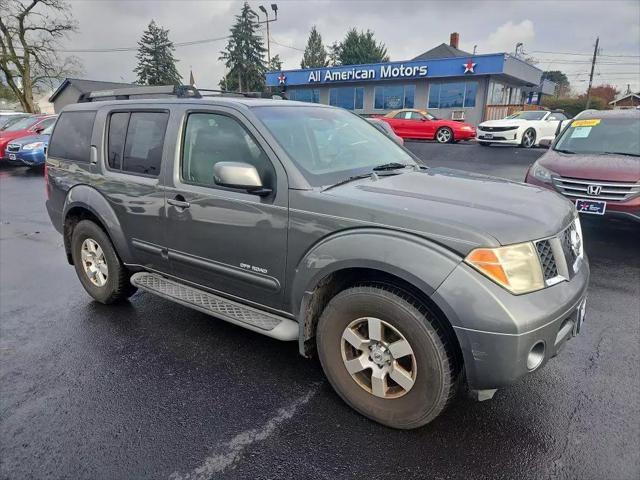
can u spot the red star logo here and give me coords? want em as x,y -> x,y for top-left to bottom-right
463,59 -> 476,74
278,72 -> 286,85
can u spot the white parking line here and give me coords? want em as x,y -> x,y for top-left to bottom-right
169,384 -> 320,480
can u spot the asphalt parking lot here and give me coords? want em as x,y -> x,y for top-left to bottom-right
1,143 -> 639,480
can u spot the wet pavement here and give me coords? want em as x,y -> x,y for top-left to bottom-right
1,144 -> 638,480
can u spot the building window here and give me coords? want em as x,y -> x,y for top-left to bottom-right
288,89 -> 320,103
329,87 -> 364,110
374,84 -> 415,110
428,81 -> 477,109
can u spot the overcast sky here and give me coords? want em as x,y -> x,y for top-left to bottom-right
59,0 -> 640,94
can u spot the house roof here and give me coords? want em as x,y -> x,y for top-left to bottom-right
48,78 -> 135,103
609,92 -> 640,105
412,43 -> 472,61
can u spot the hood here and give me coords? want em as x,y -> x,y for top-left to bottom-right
479,119 -> 529,127
314,168 -> 575,253
540,149 -> 640,183
9,133 -> 50,147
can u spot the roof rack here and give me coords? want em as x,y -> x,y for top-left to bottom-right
77,84 -> 283,103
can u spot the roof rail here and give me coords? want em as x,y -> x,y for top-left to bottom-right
77,84 -> 284,103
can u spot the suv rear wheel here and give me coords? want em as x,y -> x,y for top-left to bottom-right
70,220 -> 136,304
316,285 -> 456,429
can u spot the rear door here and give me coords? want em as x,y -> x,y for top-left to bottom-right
98,108 -> 171,272
163,106 -> 289,310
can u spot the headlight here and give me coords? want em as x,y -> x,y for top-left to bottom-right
465,242 -> 545,294
23,142 -> 44,151
461,126 -> 474,131
531,161 -> 556,183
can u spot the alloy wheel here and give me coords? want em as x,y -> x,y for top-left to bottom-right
340,317 -> 417,399
522,130 -> 535,148
436,129 -> 452,143
81,238 -> 108,287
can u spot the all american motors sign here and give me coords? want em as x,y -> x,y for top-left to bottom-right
306,63 -> 428,83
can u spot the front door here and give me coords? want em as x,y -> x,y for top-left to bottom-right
163,108 -> 289,310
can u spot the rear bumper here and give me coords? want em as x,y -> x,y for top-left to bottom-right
433,259 -> 590,390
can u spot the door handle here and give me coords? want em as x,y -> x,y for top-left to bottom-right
168,196 -> 190,209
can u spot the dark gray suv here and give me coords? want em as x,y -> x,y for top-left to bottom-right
45,89 -> 589,429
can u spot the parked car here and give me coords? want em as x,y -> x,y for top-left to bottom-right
477,110 -> 569,148
5,120 -> 56,168
45,88 -> 588,429
525,109 -> 639,222
366,117 -> 404,145
0,112 -> 29,130
379,109 -> 476,143
0,114 -> 57,161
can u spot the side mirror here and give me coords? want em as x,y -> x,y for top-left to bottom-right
34,126 -> 45,133
420,117 -> 428,122
213,162 -> 271,196
539,138 -> 552,148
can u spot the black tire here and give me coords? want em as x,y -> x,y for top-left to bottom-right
316,285 -> 457,429
70,220 -> 136,304
478,141 -> 491,146
520,128 -> 536,148
435,127 -> 454,144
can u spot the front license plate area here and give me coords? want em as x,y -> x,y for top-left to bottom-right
483,133 -> 493,139
576,199 -> 606,215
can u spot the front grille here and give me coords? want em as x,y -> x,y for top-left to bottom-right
552,176 -> 640,202
6,144 -> 20,153
478,126 -> 518,132
536,239 -> 558,280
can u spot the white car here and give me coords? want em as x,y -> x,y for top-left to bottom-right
476,110 -> 569,148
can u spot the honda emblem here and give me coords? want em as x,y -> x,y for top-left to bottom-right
587,184 -> 602,196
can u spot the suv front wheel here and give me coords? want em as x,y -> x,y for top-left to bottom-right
316,285 -> 456,429
71,220 -> 136,304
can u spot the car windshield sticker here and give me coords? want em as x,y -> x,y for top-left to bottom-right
571,126 -> 592,138
572,119 -> 601,127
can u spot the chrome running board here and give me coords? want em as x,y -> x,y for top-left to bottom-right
130,272 -> 298,341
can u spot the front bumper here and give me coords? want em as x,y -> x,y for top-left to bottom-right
476,129 -> 520,144
456,129 -> 476,140
432,257 -> 590,390
13,150 -> 46,166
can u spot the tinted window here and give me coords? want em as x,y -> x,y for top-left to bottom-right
122,112 -> 168,176
107,113 -> 129,170
182,113 -> 274,189
288,89 -> 320,103
36,117 -> 56,131
48,111 -> 96,161
329,87 -> 364,110
374,85 -> 415,110
429,82 -> 477,109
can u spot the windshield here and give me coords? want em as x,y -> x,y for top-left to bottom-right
554,117 -> 640,156
505,111 -> 547,121
2,116 -> 38,132
253,106 -> 416,187
0,115 -> 28,130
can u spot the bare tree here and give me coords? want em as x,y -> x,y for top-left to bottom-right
0,0 -> 81,112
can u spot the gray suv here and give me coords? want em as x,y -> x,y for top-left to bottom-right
45,87 -> 589,429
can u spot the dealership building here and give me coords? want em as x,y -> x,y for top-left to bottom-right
266,33 -> 555,125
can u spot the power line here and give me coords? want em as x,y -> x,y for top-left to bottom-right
531,49 -> 640,58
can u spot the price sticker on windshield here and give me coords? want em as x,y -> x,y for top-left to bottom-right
572,119 -> 601,127
571,126 -> 593,138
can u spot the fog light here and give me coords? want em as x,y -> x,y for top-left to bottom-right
527,342 -> 545,370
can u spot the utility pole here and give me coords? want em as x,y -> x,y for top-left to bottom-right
258,4 -> 278,65
585,36 -> 599,109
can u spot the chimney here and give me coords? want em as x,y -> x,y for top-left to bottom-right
450,32 -> 460,49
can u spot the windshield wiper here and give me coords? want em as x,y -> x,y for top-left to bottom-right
601,151 -> 640,157
322,173 -> 374,192
554,148 -> 576,154
372,162 -> 410,171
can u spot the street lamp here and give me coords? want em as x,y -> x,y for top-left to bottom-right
258,3 -> 278,65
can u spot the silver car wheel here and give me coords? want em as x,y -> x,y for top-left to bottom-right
340,317 -> 417,399
81,238 -> 108,287
436,128 -> 452,143
522,129 -> 535,148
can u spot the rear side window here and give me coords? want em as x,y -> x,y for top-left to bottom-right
47,111 -> 96,162
107,111 -> 168,176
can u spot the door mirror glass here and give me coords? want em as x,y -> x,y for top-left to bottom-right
213,162 -> 270,195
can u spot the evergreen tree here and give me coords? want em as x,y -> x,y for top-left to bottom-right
134,20 -> 182,86
330,29 -> 389,66
219,2 -> 267,92
268,54 -> 283,72
301,26 -> 328,69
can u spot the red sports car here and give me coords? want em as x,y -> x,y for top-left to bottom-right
0,114 -> 57,161
379,109 -> 476,143
525,109 -> 639,223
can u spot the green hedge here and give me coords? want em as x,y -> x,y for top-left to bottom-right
541,96 -> 607,117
